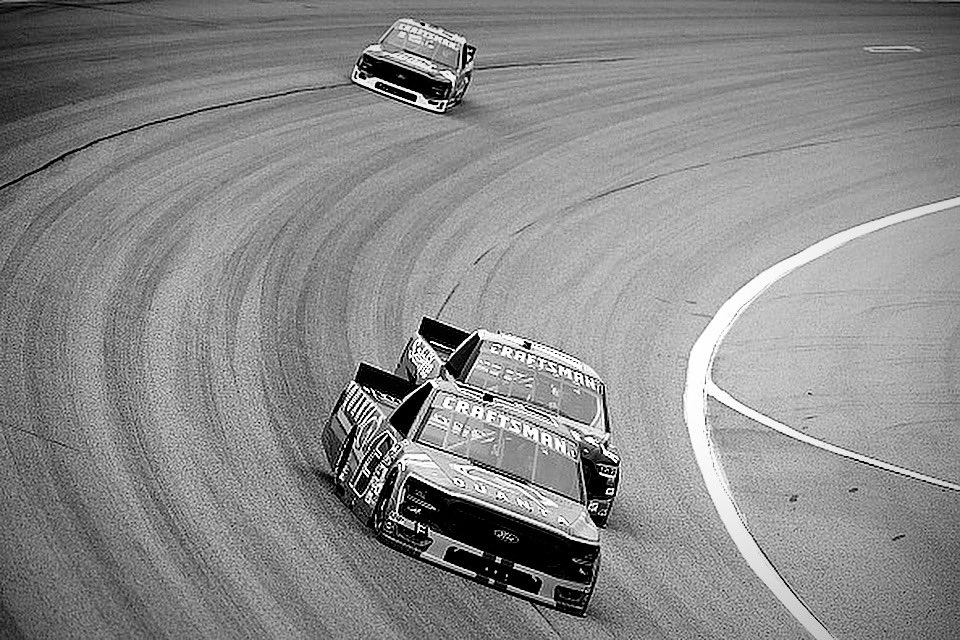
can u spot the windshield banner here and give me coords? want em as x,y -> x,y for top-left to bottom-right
396,21 -> 458,51
486,343 -> 602,392
433,392 -> 578,460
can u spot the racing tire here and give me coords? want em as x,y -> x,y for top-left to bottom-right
453,74 -> 471,106
370,470 -> 397,534
332,428 -> 357,497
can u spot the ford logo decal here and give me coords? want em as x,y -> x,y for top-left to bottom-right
494,529 -> 519,544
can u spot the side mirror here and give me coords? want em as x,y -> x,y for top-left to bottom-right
465,44 -> 476,64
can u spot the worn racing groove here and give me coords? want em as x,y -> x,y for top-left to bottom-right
1,1 -> 959,639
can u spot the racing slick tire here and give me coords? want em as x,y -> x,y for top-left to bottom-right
453,73 -> 471,106
332,427 -> 357,497
370,470 -> 398,534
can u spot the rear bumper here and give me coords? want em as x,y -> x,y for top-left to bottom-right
352,66 -> 449,113
379,507 -> 596,615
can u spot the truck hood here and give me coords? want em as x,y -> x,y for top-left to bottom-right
400,444 -> 599,543
363,45 -> 457,84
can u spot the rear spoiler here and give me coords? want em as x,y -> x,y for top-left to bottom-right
419,316 -> 470,351
355,362 -> 417,401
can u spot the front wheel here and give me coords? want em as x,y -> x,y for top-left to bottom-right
332,428 -> 357,496
452,74 -> 471,105
370,471 -> 397,534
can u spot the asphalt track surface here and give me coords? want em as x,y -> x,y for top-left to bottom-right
1,1 -> 958,639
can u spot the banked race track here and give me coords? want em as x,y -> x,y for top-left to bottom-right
1,1 -> 959,638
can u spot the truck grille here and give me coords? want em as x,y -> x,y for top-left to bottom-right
402,479 -> 597,584
358,55 -> 450,100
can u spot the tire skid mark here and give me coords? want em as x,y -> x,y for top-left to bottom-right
0,83 -> 351,194
581,122 -> 960,205
100,208 -> 218,637
23,0 -> 221,27
585,164 -> 710,204
473,246 -> 496,265
0,417 -> 84,452
511,219 -> 539,236
436,283 -> 459,318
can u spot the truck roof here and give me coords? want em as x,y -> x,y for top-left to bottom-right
395,18 -> 467,45
474,329 -> 603,382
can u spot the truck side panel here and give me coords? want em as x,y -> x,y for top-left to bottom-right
322,364 -> 412,522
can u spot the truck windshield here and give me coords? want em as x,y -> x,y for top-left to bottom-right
415,391 -> 583,502
381,23 -> 460,69
464,341 -> 607,438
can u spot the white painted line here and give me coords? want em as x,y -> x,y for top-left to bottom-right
684,195 -> 960,640
863,45 -> 923,53
708,381 -> 960,493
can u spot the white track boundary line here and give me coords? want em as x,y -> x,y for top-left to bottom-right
684,195 -> 960,640
708,381 -> 960,492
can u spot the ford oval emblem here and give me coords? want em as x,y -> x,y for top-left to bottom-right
494,529 -> 519,544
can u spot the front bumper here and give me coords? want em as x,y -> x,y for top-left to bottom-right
379,506 -> 596,615
352,66 -> 450,113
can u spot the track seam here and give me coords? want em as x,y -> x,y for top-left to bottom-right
0,82 -> 350,194
582,122 -> 960,205
0,418 -> 84,453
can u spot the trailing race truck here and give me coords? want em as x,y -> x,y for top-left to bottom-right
396,317 -> 621,527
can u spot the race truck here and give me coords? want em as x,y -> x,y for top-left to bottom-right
322,363 -> 601,616
351,18 -> 476,113
396,317 -> 621,527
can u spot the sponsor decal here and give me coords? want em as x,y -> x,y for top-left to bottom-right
494,529 -> 519,544
408,336 -> 438,379
342,383 -> 385,453
485,343 -> 603,392
435,393 -> 577,460
396,22 -> 458,50
448,467 -> 572,527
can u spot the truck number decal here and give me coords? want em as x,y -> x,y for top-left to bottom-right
352,432 -> 396,498
409,336 -> 438,379
342,383 -> 385,452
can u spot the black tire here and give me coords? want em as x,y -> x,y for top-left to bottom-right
450,73 -> 471,107
332,428 -> 356,496
370,471 -> 397,534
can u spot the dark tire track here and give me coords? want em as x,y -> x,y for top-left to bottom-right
1,1 -> 958,639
